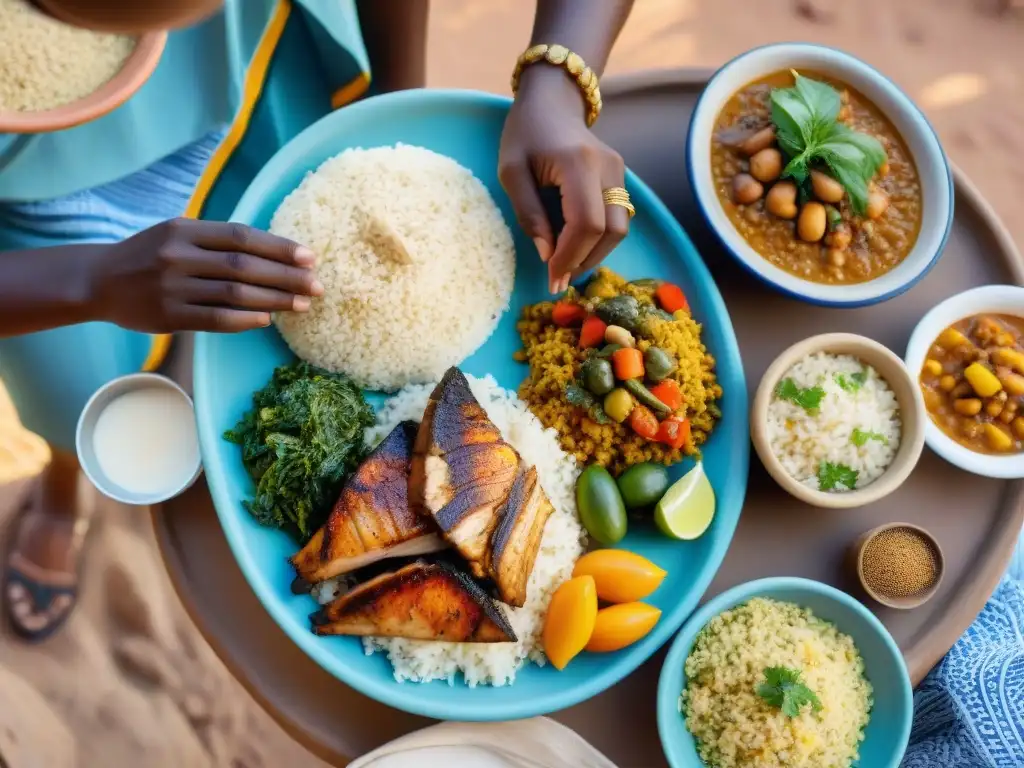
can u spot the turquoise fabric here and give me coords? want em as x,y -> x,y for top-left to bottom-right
0,0 -> 368,451
198,0 -> 369,221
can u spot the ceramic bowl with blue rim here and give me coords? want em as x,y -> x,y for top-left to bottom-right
687,43 -> 953,308
193,88 -> 750,721
657,577 -> 913,768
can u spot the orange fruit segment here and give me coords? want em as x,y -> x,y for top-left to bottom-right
572,549 -> 667,603
585,602 -> 662,653
543,575 -> 598,670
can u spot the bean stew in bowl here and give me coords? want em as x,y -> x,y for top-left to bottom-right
688,44 -> 952,307
906,285 -> 1024,479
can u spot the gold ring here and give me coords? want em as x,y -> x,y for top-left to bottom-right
603,187 -> 635,218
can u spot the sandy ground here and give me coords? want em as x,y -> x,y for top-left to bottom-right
0,1 -> 1021,765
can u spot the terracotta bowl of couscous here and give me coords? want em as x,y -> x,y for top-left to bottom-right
657,577 -> 912,768
0,0 -> 165,133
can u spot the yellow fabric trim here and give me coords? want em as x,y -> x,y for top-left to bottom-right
331,71 -> 370,110
144,0 -> 293,374
142,334 -> 173,373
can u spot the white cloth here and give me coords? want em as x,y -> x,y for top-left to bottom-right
349,718 -> 618,768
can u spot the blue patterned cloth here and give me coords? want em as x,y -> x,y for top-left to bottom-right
903,529 -> 1024,768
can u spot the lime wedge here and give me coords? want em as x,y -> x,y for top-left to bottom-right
654,462 -> 716,540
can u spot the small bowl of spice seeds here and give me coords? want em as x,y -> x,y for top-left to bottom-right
850,522 -> 944,609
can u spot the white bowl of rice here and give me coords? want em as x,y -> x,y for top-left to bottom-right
751,333 -> 925,509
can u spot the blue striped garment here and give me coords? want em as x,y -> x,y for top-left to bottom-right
0,129 -> 225,243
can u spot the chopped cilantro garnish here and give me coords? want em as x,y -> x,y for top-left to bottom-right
817,461 -> 859,491
834,369 -> 867,394
851,428 -> 888,447
776,378 -> 826,412
755,666 -> 823,718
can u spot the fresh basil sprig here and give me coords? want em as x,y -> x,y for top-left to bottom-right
770,71 -> 887,216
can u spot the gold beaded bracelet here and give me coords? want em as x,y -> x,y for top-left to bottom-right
510,44 -> 602,128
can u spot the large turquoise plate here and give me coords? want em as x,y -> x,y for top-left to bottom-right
193,89 -> 749,721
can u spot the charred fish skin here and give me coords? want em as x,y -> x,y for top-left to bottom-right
429,442 -> 519,532
487,466 -> 554,608
429,368 -> 504,453
412,368 -> 521,576
290,421 -> 444,585
310,559 -> 516,643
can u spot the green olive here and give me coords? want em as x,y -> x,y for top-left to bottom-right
603,388 -> 634,423
581,358 -> 615,396
644,347 -> 676,382
576,465 -> 628,546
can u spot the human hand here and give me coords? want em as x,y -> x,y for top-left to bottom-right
88,218 -> 322,333
498,65 -> 630,293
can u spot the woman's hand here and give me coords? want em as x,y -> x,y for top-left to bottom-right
89,218 -> 323,333
499,66 -> 630,293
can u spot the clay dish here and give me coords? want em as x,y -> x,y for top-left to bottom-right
849,522 -> 945,609
0,29 -> 166,134
751,333 -> 926,509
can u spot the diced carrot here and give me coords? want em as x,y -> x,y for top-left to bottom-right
656,416 -> 691,450
612,348 -> 644,380
654,283 -> 688,314
579,315 -> 607,349
552,301 -> 587,328
629,405 -> 659,440
649,380 -> 683,412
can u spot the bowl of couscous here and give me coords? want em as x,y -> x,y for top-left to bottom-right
0,0 -> 165,133
657,577 -> 912,768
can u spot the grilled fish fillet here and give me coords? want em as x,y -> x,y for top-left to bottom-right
486,466 -> 554,607
410,368 -> 519,578
291,421 -> 446,588
310,560 -> 516,642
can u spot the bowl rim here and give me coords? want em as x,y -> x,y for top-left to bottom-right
0,30 -> 166,133
685,41 -> 954,308
904,284 -> 1024,478
657,576 -> 913,768
851,521 -> 945,610
76,372 -> 202,506
751,332 -> 926,509
193,87 -> 752,722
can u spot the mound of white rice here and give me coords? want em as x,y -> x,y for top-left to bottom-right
316,374 -> 585,687
0,0 -> 135,112
766,353 -> 901,491
270,145 -> 516,392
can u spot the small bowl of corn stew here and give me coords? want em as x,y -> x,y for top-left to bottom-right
906,285 -> 1024,479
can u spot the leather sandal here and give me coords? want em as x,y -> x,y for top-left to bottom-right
3,509 -> 90,643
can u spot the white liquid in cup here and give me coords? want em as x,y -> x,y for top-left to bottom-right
91,386 -> 199,499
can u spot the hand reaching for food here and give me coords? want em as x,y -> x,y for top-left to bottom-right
499,65 -> 629,295
90,218 -> 323,333
498,0 -> 635,294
